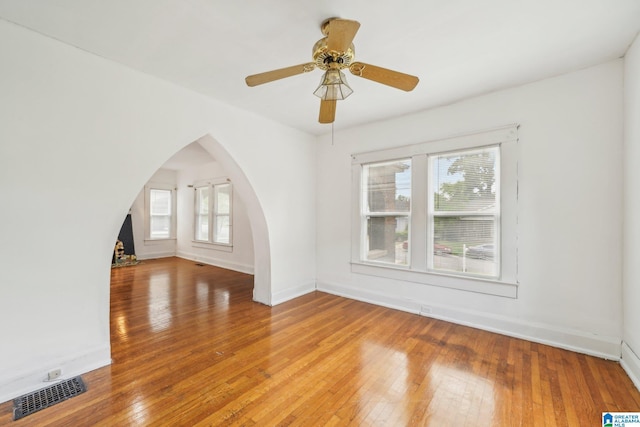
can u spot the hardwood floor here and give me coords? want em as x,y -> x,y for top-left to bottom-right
2,257 -> 639,426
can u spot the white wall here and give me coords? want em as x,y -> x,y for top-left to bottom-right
0,20 -> 316,402
176,160 -> 255,274
622,33 -> 640,389
129,168 -> 178,260
316,60 -> 624,359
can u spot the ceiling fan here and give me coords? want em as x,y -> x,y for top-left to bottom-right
245,18 -> 419,124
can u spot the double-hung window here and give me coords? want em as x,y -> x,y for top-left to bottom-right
213,184 -> 231,244
194,186 -> 210,242
361,159 -> 412,266
351,125 -> 518,297
145,184 -> 176,240
430,146 -> 500,277
194,180 -> 233,248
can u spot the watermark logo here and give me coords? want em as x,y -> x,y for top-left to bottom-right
604,413 -> 613,427
603,412 -> 640,427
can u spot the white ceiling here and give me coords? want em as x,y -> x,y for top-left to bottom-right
1,0 -> 639,135
161,141 -> 214,170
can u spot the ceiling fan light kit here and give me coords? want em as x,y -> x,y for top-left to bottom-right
313,69 -> 353,101
245,18 -> 419,124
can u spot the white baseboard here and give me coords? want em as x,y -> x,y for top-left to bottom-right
621,342 -> 640,392
317,280 -> 621,360
0,346 -> 111,404
271,280 -> 317,306
319,280 -> 422,313
177,251 -> 254,275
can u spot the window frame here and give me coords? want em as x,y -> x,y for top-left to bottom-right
194,185 -> 211,243
351,125 -> 519,298
427,145 -> 501,278
192,178 -> 233,252
213,183 -> 232,245
144,183 -> 177,241
360,159 -> 412,266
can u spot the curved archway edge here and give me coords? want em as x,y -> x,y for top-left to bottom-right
195,134 -> 272,305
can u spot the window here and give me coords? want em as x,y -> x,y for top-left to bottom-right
430,146 -> 500,277
145,185 -> 176,240
361,159 -> 411,266
351,125 -> 518,297
193,180 -> 232,247
214,184 -> 231,244
149,189 -> 172,239
194,186 -> 210,241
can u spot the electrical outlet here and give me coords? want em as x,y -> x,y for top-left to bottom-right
420,305 -> 433,315
47,368 -> 62,381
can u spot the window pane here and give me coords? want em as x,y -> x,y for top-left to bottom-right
432,147 -> 498,212
214,215 -> 230,244
195,214 -> 208,241
431,216 -> 497,277
150,188 -> 172,239
150,189 -> 171,215
215,184 -> 230,215
194,186 -> 209,241
150,215 -> 171,239
195,187 -> 209,215
365,216 -> 409,266
364,160 -> 411,213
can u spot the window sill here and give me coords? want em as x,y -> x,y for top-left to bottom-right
350,261 -> 518,298
192,241 -> 233,253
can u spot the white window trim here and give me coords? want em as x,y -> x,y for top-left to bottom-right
351,125 -> 519,298
144,183 -> 177,242
192,178 -> 233,251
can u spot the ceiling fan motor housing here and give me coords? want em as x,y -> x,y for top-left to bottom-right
312,38 -> 355,70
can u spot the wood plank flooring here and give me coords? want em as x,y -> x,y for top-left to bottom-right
2,257 -> 639,426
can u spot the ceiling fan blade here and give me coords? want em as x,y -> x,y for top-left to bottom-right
245,63 -> 315,87
349,62 -> 419,91
319,99 -> 337,124
327,19 -> 360,52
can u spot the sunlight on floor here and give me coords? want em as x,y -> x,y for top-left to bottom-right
149,273 -> 172,332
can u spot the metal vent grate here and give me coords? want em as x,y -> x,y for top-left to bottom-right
13,376 -> 87,420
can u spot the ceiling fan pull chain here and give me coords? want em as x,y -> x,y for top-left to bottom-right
331,122 -> 335,145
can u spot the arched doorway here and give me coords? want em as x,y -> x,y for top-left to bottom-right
110,133 -> 271,304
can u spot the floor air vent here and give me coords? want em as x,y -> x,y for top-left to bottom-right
13,376 -> 87,420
